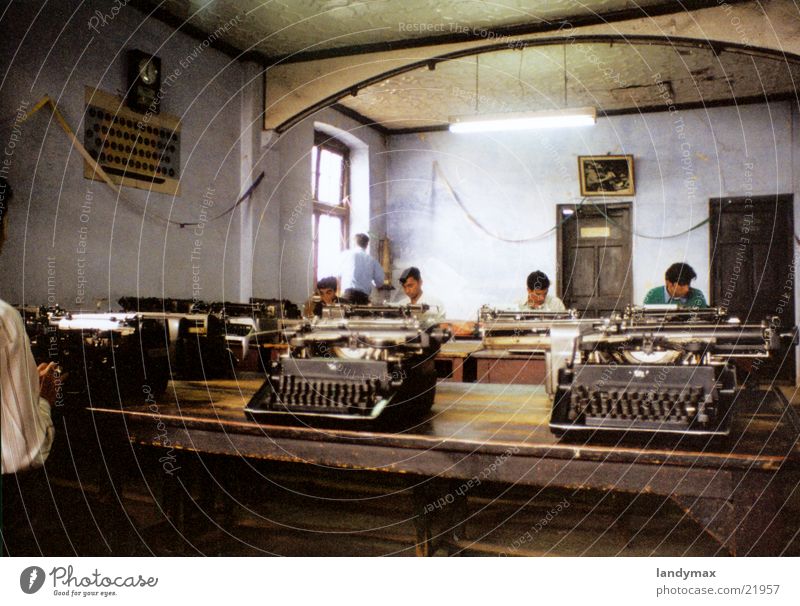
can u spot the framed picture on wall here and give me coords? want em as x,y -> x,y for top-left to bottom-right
578,155 -> 635,196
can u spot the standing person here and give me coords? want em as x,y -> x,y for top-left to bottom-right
643,262 -> 707,308
396,266 -> 445,324
518,270 -> 566,311
338,233 -> 384,305
1,177 -> 57,475
1,177 -> 61,555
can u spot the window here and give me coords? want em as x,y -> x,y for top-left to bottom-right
311,132 -> 349,283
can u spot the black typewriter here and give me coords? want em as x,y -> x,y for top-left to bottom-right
48,312 -> 170,404
246,304 -> 450,424
119,297 -> 230,378
118,296 -> 195,313
196,300 -> 300,368
15,305 -> 65,361
549,306 -> 781,436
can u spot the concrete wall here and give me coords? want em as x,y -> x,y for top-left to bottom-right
0,0 -> 390,311
0,0 -> 245,308
386,102 -> 796,319
250,106 -> 388,304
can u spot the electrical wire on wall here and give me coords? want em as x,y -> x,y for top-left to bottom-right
433,161 -> 560,243
2,95 -> 263,228
434,161 -> 731,243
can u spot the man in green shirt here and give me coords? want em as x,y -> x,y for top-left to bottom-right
643,262 -> 707,308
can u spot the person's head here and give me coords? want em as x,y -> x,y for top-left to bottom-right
354,233 -> 369,249
399,266 -> 422,302
664,262 -> 697,299
316,276 -> 337,304
0,176 -> 11,252
526,270 -> 551,308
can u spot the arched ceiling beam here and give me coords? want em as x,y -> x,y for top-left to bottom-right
264,0 -> 800,133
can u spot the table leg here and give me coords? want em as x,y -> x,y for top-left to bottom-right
670,471 -> 793,556
412,480 -> 469,556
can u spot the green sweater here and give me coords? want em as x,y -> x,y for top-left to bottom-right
643,286 -> 707,308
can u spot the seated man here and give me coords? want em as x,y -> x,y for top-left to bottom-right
518,270 -> 566,312
397,266 -> 445,324
311,276 -> 340,317
643,262 -> 708,308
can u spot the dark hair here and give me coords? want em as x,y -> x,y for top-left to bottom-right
355,233 -> 369,248
0,176 -> 11,231
665,262 -> 697,286
399,266 -> 421,284
316,276 -> 337,291
526,270 -> 550,291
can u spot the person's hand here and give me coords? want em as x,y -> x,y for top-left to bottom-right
38,362 -> 63,406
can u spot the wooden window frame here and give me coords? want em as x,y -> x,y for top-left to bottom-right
312,132 -> 350,284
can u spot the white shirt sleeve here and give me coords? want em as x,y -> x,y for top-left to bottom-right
1,301 -> 54,474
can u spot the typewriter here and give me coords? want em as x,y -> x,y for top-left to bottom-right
119,297 -> 230,378
15,305 -> 65,360
48,312 -> 170,404
478,305 -> 596,393
118,296 -> 195,313
246,304 -> 450,424
549,306 -> 781,436
196,300 -> 300,368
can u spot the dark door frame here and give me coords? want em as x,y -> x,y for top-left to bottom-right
708,193 -> 795,383
556,201 -> 633,313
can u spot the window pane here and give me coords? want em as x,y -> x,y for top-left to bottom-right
317,214 -> 343,280
317,149 -> 343,205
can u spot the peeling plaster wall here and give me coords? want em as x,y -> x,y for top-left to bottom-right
0,0 -> 244,307
386,102 -> 795,320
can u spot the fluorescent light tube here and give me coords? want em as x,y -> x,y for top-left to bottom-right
449,107 -> 596,133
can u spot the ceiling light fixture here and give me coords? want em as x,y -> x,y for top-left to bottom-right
448,106 -> 597,133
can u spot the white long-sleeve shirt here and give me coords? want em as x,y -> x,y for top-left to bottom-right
1,299 -> 54,474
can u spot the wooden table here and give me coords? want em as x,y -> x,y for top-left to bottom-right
89,377 -> 800,556
436,341 -> 547,385
435,340 -> 482,382
472,349 -> 547,385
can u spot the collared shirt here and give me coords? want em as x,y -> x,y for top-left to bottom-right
396,292 -> 446,325
517,293 -> 567,312
338,248 -> 385,295
1,299 -> 54,474
643,286 -> 708,308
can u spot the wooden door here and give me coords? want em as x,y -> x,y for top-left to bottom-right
709,194 -> 795,383
558,203 -> 632,316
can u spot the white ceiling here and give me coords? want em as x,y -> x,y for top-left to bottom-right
141,0 -> 800,131
153,0 -> 674,56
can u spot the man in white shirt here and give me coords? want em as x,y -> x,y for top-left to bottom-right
2,177 -> 62,555
338,233 -> 384,304
1,177 -> 58,475
517,270 -> 567,312
397,266 -> 446,325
